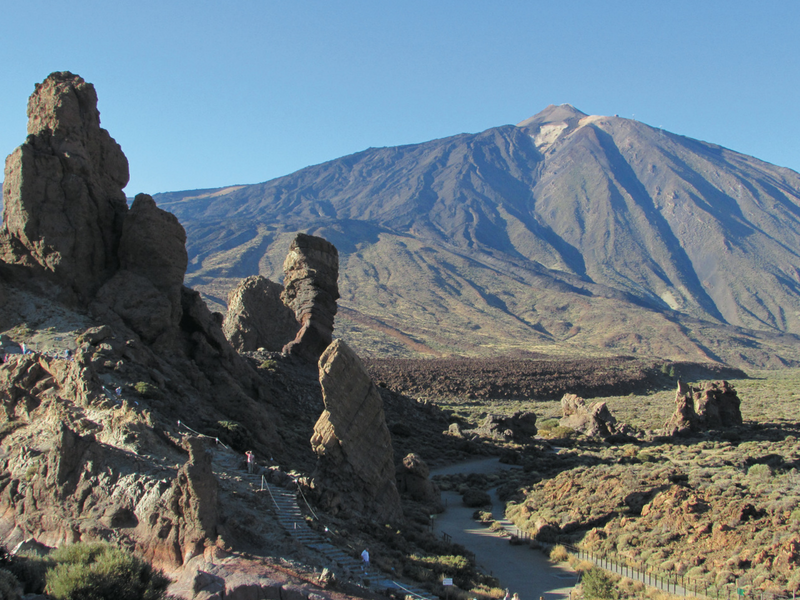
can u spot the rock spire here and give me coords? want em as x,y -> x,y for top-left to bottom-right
311,339 -> 402,523
1,71 -> 129,298
281,233 -> 339,361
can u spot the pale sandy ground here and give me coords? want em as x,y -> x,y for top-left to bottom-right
432,459 -> 577,600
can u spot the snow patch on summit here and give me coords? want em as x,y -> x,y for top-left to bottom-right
531,122 -> 568,149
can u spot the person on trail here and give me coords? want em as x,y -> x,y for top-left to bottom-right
503,590 -> 510,600
246,450 -> 255,474
512,594 -> 519,600
361,548 -> 369,572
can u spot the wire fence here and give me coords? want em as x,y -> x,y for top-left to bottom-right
500,522 -> 797,600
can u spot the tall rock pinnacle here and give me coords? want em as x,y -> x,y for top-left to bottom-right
281,233 -> 339,361
1,71 -> 129,298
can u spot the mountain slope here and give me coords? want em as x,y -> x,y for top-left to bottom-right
155,105 -> 800,367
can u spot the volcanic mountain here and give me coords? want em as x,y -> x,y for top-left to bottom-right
155,105 -> 800,367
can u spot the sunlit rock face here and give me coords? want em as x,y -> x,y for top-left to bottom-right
311,339 -> 402,523
1,71 -> 129,298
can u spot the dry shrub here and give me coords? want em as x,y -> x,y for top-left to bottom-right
549,545 -> 570,562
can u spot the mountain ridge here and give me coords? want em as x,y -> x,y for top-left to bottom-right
155,106 -> 800,367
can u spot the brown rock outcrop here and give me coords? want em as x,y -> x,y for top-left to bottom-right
397,453 -> 442,511
93,193 -> 188,345
281,234 -> 339,361
311,339 -> 402,523
223,275 -> 299,352
560,393 -> 628,438
147,437 -> 219,566
1,72 -> 129,297
664,380 -> 742,436
473,411 -> 538,442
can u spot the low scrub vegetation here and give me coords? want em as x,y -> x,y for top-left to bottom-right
0,542 -> 168,600
494,370 -> 800,597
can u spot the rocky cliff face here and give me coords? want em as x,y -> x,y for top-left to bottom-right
223,275 -> 299,352
1,72 -> 129,298
311,340 -> 402,523
0,74 -> 286,576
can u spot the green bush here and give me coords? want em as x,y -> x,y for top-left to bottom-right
134,382 -> 159,399
45,543 -> 169,600
259,359 -> 277,371
538,418 -> 559,430
581,567 -> 618,599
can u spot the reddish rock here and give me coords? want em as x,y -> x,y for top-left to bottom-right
281,234 -> 339,361
146,438 -> 219,567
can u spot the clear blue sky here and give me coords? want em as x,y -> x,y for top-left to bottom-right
2,1 -> 799,195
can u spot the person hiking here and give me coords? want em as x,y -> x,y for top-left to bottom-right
361,548 -> 369,572
246,450 -> 255,474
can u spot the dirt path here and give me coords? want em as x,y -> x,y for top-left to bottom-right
432,458 -> 577,600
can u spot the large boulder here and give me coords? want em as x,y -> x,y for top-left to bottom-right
397,453 -> 442,511
311,339 -> 402,523
664,380 -> 742,436
1,71 -> 129,298
223,275 -> 299,352
281,234 -> 339,362
560,394 -> 627,438
473,411 -> 538,442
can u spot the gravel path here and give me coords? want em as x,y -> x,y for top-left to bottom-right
432,458 -> 577,600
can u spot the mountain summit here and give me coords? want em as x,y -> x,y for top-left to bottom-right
156,107 -> 800,367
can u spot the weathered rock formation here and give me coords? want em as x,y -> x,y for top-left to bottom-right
396,453 -> 442,511
0,74 -> 294,579
148,437 -> 219,566
281,234 -> 339,362
223,275 -> 299,352
1,71 -> 129,298
559,393 -> 631,439
94,193 -> 188,345
664,380 -> 742,436
311,339 -> 402,523
472,411 -> 538,442
0,350 -> 224,570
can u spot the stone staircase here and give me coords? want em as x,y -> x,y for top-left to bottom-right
258,476 -> 436,599
211,446 -> 436,600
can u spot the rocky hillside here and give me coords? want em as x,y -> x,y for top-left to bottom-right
155,105 -> 800,368
0,72 -> 482,600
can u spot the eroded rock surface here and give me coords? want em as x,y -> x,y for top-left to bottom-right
311,340 -> 401,523
149,437 -> 219,566
664,380 -> 742,436
0,74 -> 290,577
281,234 -> 339,362
472,411 -> 538,442
223,275 -> 299,352
559,393 -> 629,439
397,453 -> 442,511
1,71 -> 129,297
